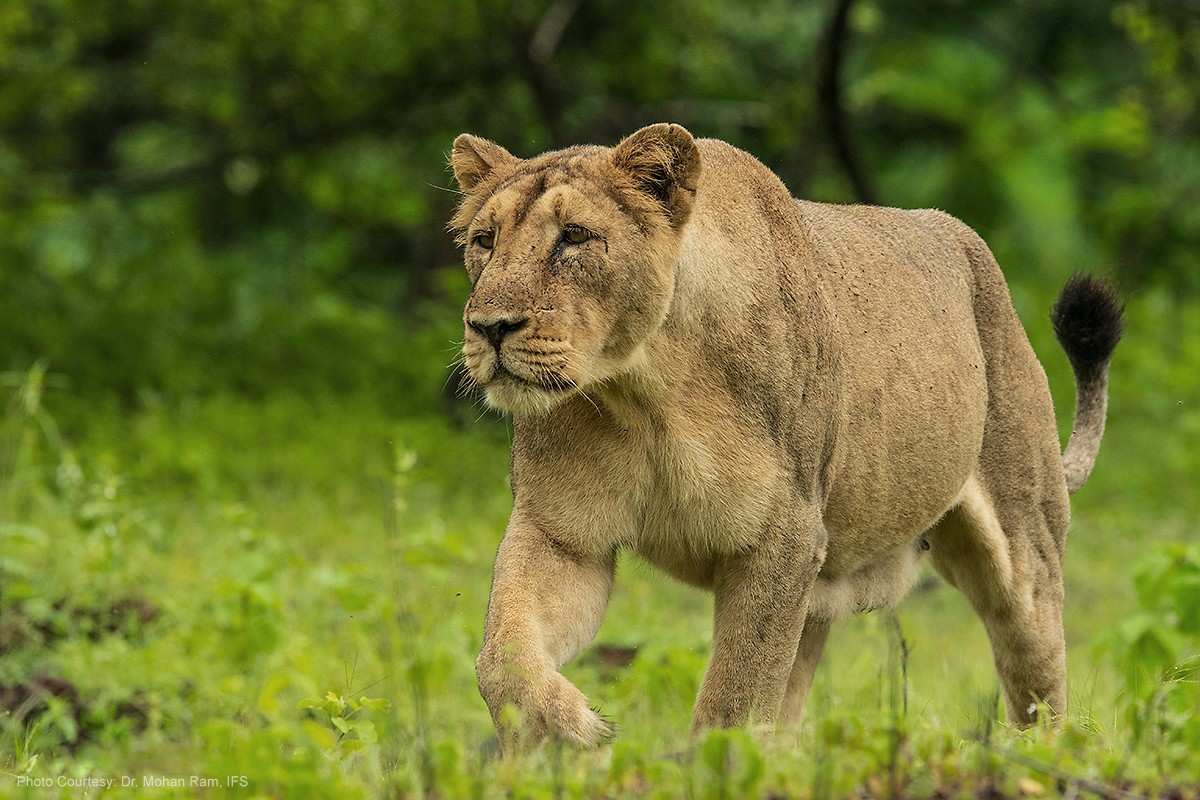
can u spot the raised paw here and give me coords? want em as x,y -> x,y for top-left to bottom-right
537,672 -> 615,748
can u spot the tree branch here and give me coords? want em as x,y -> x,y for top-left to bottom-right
516,0 -> 582,146
817,0 -> 877,204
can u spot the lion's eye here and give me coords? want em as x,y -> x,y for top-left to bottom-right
562,225 -> 591,245
473,230 -> 495,250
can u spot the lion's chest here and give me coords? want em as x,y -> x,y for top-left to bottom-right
516,395 -> 790,579
620,412 -> 787,577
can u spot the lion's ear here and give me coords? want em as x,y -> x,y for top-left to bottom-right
450,134 -> 518,192
611,123 -> 701,226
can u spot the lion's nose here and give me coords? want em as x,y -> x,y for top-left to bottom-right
468,314 -> 528,350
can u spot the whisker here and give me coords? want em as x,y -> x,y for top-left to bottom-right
456,372 -> 479,399
568,359 -> 614,417
573,382 -> 603,417
555,357 -> 604,417
444,358 -> 476,395
427,182 -> 466,196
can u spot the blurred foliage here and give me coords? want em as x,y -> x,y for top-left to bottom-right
1,1 -> 1199,795
0,377 -> 1196,795
1,0 -> 1198,405
1100,542 -> 1200,760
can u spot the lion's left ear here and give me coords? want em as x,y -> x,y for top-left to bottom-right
450,134 -> 518,192
611,123 -> 701,227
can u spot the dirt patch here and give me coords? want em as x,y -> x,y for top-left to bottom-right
0,673 -> 149,751
0,595 -> 159,655
580,642 -> 639,681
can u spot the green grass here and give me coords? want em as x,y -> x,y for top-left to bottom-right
1,289 -> 1198,798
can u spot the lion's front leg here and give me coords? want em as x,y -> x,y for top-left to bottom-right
692,504 -> 826,733
476,511 -> 616,750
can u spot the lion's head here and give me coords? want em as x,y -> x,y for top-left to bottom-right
448,124 -> 701,415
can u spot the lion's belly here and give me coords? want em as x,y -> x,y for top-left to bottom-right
811,540 -> 926,618
817,246 -> 989,576
820,355 -> 986,575
635,512 -> 930,617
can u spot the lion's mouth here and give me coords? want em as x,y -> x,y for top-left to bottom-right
474,355 -> 581,415
493,362 -> 572,394
483,347 -> 582,393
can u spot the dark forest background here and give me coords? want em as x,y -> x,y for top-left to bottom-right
2,0 -> 1197,410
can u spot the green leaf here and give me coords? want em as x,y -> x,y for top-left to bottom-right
353,720 -> 378,744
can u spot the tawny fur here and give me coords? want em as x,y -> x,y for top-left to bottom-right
447,124 -> 1121,748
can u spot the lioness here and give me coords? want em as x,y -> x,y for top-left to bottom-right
448,124 -> 1122,747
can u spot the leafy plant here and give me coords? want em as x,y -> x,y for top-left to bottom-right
1101,541 -> 1200,773
299,691 -> 391,763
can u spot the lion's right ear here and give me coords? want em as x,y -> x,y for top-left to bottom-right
450,134 -> 518,192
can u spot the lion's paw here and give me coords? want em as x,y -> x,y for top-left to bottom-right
540,673 -> 616,748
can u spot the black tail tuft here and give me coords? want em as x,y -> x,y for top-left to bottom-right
1051,274 -> 1124,383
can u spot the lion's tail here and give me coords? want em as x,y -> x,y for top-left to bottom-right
1051,275 -> 1124,494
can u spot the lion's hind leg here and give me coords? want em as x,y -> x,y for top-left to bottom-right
779,614 -> 831,726
927,475 -> 1067,725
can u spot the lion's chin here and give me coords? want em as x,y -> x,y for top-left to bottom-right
482,378 -> 571,417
